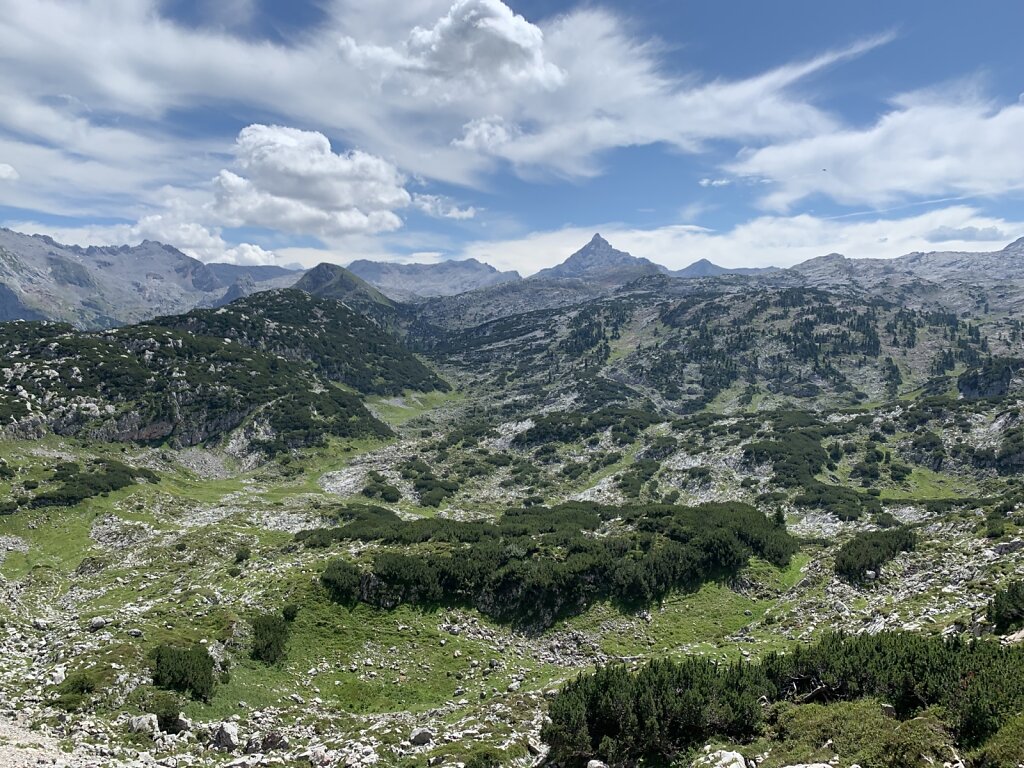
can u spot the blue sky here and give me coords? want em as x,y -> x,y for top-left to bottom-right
1,0 -> 1022,274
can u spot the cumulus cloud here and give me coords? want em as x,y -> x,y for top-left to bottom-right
452,116 -> 520,153
210,124 -> 411,237
699,178 -> 730,188
0,163 -> 18,181
729,88 -> 1024,210
340,0 -> 564,99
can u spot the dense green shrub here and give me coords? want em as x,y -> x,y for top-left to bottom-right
54,670 -> 100,712
321,558 -> 362,604
513,407 -> 658,447
834,527 -> 917,581
29,459 -> 158,508
464,746 -> 507,768
744,425 -> 877,520
987,580 -> 1024,633
148,690 -> 185,733
152,644 -> 215,702
311,501 -> 796,628
972,713 -> 1024,768
251,614 -> 290,664
399,458 -> 459,507
361,470 -> 402,502
544,633 -> 1024,765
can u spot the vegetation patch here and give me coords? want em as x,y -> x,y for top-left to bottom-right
304,501 -> 796,629
544,632 -> 1024,766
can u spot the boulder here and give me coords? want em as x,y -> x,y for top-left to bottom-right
213,721 -> 240,751
129,713 -> 159,737
245,731 -> 289,753
173,712 -> 193,733
88,616 -> 110,631
692,751 -> 747,768
587,761 -> 609,768
410,727 -> 434,745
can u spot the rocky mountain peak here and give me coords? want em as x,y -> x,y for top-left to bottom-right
1002,235 -> 1024,253
534,234 -> 663,283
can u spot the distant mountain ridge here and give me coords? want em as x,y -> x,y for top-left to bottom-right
670,257 -> 779,279
347,257 -> 520,301
0,228 -> 300,327
2,225 -> 1024,329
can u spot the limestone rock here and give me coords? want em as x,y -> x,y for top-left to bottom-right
410,727 -> 434,746
213,721 -> 240,751
129,714 -> 159,737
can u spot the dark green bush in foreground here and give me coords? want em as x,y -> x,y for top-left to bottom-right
29,459 -> 158,508
54,670 -> 99,712
543,632 -> 1024,766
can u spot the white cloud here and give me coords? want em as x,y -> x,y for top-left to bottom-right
210,124 -> 411,237
924,225 -> 1008,243
0,163 -> 18,181
339,0 -> 565,99
1,1 -> 1018,268
412,193 -> 476,219
452,116 -> 520,153
0,0 -> 894,195
455,206 -> 1024,275
699,178 -> 730,188
440,15 -> 889,178
729,87 -> 1024,210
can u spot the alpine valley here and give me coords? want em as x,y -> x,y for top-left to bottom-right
5,228 -> 1024,768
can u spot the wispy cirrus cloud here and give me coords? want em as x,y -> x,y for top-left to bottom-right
729,83 -> 1024,211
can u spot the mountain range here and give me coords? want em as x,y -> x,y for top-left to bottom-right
0,228 -> 300,327
1,225 -> 1023,327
